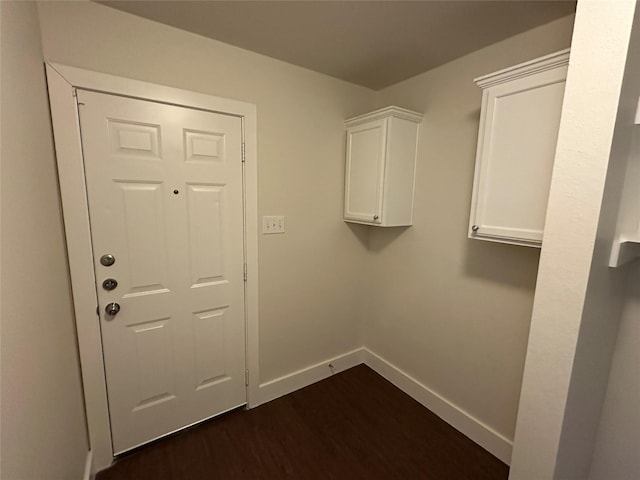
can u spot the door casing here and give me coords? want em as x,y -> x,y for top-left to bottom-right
45,63 -> 259,473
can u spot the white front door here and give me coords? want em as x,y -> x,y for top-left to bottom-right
77,90 -> 246,454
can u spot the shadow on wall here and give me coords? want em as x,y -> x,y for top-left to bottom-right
347,223 -> 411,253
624,263 -> 640,299
463,237 -> 541,289
468,108 -> 481,126
345,221 -> 371,249
367,226 -> 411,253
344,210 -> 538,289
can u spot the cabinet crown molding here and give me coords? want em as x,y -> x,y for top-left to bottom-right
344,105 -> 421,227
474,48 -> 570,89
345,105 -> 424,127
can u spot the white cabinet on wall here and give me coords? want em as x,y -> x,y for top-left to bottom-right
344,106 -> 423,226
468,49 -> 570,247
609,99 -> 640,267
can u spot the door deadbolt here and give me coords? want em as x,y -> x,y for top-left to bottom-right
105,302 -> 120,316
102,278 -> 118,291
100,254 -> 115,266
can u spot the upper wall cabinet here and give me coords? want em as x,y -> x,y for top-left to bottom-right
609,99 -> 640,267
344,106 -> 423,226
468,49 -> 570,247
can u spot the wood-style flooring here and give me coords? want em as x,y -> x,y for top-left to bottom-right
97,365 -> 509,480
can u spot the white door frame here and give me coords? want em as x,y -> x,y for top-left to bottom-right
45,63 -> 259,472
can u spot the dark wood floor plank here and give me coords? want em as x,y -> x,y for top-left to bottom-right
97,365 -> 509,480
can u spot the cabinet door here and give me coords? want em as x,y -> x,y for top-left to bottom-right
470,68 -> 566,246
344,119 -> 386,224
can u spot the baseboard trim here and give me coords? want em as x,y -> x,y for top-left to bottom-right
254,346 -> 512,464
362,348 -> 513,464
257,348 -> 365,406
83,450 -> 94,480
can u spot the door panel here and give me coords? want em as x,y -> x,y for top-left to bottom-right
117,181 -> 169,293
186,184 -> 225,285
128,317 -> 175,411
193,308 -> 228,389
77,90 -> 246,454
344,119 -> 386,223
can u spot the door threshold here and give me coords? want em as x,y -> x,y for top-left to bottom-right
113,402 -> 248,458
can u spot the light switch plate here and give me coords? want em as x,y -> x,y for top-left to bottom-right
262,215 -> 285,234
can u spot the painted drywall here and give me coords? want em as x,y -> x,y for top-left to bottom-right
36,0 -> 375,386
510,1 -> 639,478
588,23 -> 640,480
0,1 -> 89,479
362,15 -> 574,445
589,264 -> 640,479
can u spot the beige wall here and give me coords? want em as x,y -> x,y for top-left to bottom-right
364,15 -> 575,442
37,0 -> 375,384
0,2 -> 89,479
589,264 -> 640,479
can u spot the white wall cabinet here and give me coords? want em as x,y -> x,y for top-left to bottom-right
344,106 -> 423,226
609,98 -> 640,267
468,49 -> 570,247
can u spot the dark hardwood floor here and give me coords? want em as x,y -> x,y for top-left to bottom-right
97,365 -> 509,480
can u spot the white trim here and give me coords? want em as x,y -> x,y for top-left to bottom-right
254,345 -> 511,465
257,348 -> 365,406
83,450 -> 94,480
474,48 -> 570,89
45,63 -> 259,472
243,110 -> 260,412
609,232 -> 640,267
45,64 -> 113,470
47,63 -> 251,116
362,348 -> 513,465
345,105 -> 423,127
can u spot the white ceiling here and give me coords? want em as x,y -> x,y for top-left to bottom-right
99,1 -> 576,90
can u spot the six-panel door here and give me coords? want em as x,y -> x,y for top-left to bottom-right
77,90 -> 246,454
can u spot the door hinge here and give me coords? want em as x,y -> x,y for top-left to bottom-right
72,89 -> 85,106
245,369 -> 249,386
243,263 -> 247,282
241,142 -> 246,163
